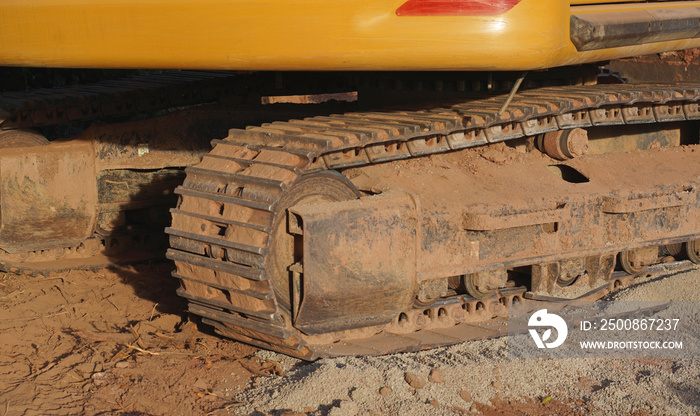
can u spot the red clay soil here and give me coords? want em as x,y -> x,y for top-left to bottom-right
474,397 -> 591,416
0,265 -> 260,416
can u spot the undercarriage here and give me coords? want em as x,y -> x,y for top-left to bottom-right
165,82 -> 700,359
1,69 -> 699,359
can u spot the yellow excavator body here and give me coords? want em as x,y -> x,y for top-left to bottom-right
1,0 -> 700,70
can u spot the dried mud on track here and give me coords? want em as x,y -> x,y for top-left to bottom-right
1,264 -> 699,416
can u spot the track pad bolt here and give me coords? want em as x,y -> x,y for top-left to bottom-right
415,313 -> 429,327
452,308 -> 467,322
491,302 -> 508,316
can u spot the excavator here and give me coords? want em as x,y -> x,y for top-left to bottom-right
1,0 -> 700,360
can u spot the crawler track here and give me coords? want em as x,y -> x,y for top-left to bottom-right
0,70 -> 358,130
166,83 -> 700,359
0,71 -> 241,128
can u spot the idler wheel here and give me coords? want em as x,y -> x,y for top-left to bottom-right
267,172 -> 360,312
686,240 -> 700,264
0,129 -> 49,148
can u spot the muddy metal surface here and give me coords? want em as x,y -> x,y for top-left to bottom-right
1,264 -> 699,416
167,82 -> 700,359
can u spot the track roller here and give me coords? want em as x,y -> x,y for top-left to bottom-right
619,247 -> 658,275
686,240 -> 700,264
464,269 -> 507,299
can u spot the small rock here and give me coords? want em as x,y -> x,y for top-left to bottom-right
303,408 -> 315,413
428,368 -> 445,383
430,399 -> 440,407
404,372 -> 426,389
280,412 -> 304,416
114,361 -> 131,369
491,380 -> 504,391
91,372 -> 110,386
459,390 -> 472,403
379,387 -> 392,396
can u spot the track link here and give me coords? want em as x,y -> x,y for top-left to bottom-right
166,83 -> 700,359
0,71 -> 243,129
0,232 -> 167,277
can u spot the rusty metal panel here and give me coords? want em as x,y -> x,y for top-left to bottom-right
0,141 -> 97,253
571,8 -> 700,51
601,187 -> 696,214
415,215 -> 480,283
463,204 -> 570,231
350,143 -> 700,277
289,192 -> 417,334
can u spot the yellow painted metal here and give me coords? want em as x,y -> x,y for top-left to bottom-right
1,0 -> 699,71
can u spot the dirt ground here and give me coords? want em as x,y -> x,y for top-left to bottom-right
1,263 -> 699,416
0,264 -> 259,416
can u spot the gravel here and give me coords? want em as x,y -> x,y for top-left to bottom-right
236,265 -> 700,416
